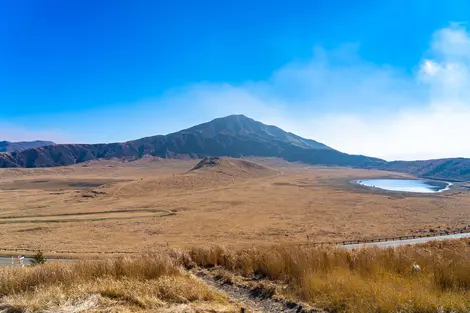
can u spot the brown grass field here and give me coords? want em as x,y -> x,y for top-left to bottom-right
0,240 -> 469,312
0,253 -> 238,312
0,156 -> 469,254
188,239 -> 470,313
1,157 -> 470,312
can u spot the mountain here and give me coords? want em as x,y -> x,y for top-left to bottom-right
0,115 -> 383,169
380,158 -> 470,182
175,114 -> 332,150
0,141 -> 55,153
1,115 -> 469,182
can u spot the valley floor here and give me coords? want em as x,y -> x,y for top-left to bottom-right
0,157 -> 469,254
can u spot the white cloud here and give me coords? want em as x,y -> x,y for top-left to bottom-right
421,60 -> 440,77
155,24 -> 470,161
3,24 -> 469,161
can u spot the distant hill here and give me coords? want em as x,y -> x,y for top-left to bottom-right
0,141 -> 55,153
0,115 -> 382,169
190,157 -> 278,177
1,116 -> 470,182
379,158 -> 470,182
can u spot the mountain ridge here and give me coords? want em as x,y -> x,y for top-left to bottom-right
379,158 -> 470,182
0,115 -> 381,169
0,115 -> 469,181
0,140 -> 55,153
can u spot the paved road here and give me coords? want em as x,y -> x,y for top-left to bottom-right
0,257 -> 68,266
0,257 -> 36,266
344,232 -> 470,249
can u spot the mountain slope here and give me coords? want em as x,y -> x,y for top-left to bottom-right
380,158 -> 470,182
0,115 -> 383,169
2,115 -> 469,182
0,141 -> 55,152
175,115 -> 332,150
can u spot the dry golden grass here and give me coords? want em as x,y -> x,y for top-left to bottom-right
188,240 -> 470,312
0,254 -> 235,312
1,241 -> 470,312
1,157 -> 470,311
0,157 -> 469,254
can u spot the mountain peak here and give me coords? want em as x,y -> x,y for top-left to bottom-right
178,114 -> 332,150
203,114 -> 257,126
220,114 -> 251,119
0,115 -> 375,170
0,115 -> 469,181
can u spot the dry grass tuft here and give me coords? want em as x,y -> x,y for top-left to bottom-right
0,254 -> 233,312
2,241 -> 470,312
0,254 -> 178,295
189,240 -> 470,312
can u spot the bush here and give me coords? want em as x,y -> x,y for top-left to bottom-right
30,250 -> 47,266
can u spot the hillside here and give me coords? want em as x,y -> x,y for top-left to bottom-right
0,115 -> 383,169
1,115 -> 470,182
118,157 -> 279,194
380,158 -> 470,182
190,157 -> 278,177
0,140 -> 55,152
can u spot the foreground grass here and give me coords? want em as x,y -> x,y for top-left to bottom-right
1,241 -> 469,312
189,240 -> 470,313
0,254 -> 233,312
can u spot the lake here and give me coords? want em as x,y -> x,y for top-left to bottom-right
357,179 -> 451,193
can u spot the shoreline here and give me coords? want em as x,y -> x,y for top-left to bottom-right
354,178 -> 452,193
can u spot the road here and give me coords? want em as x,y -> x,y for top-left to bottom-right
344,232 -> 470,249
0,257 -> 69,266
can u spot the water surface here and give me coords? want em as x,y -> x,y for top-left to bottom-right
358,179 -> 450,193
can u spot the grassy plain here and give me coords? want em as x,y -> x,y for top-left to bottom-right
1,157 -> 470,312
0,157 -> 469,254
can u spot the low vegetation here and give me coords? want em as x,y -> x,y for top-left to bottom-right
29,250 -> 46,266
1,241 -> 469,312
0,254 -> 232,312
189,240 -> 470,313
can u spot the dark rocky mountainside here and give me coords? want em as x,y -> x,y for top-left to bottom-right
0,115 -> 382,169
380,158 -> 470,182
1,115 -> 469,182
0,140 -> 55,152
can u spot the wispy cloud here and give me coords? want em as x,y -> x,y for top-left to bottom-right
155,24 -> 470,161
3,24 -> 469,161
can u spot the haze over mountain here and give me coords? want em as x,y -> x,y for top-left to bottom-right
0,141 -> 55,153
0,115 -> 469,181
0,115 -> 381,167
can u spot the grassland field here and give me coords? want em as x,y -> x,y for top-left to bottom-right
0,156 -> 469,255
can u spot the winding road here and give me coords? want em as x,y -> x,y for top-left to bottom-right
344,232 -> 470,249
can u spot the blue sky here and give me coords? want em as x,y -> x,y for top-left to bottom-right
1,1 -> 470,160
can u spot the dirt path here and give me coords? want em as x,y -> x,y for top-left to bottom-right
111,179 -> 138,199
194,269 -> 319,313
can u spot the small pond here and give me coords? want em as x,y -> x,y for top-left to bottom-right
357,179 -> 451,193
